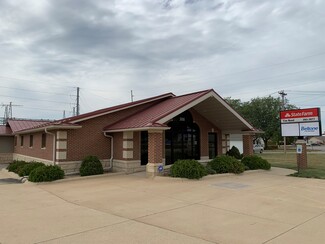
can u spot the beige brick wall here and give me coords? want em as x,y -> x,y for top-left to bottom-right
0,153 -> 13,164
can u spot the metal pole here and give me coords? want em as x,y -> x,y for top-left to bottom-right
76,87 -> 80,116
279,90 -> 287,154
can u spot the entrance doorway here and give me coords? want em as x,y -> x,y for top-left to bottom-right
141,131 -> 148,165
165,111 -> 200,165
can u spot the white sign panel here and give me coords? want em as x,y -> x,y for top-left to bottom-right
280,108 -> 321,137
296,145 -> 302,154
281,123 -> 299,137
299,122 -> 321,136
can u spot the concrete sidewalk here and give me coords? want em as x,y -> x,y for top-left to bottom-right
1,167 -> 325,243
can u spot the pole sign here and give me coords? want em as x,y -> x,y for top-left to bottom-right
280,108 -> 322,137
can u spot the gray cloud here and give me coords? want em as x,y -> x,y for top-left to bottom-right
0,0 -> 324,124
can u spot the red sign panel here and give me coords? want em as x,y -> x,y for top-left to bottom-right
280,108 -> 320,123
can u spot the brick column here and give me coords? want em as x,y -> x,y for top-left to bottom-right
123,131 -> 134,160
222,134 -> 230,154
56,131 -> 67,164
243,134 -> 254,156
296,139 -> 307,170
146,130 -> 164,177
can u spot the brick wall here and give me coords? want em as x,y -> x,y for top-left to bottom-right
190,109 -> 222,158
66,102 -> 155,161
14,132 -> 54,161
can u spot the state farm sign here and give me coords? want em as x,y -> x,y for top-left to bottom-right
280,108 -> 321,137
280,108 -> 319,123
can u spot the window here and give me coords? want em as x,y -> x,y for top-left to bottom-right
208,133 -> 217,159
14,136 -> 17,147
29,135 -> 34,148
165,111 -> 200,165
20,135 -> 24,147
41,133 -> 46,148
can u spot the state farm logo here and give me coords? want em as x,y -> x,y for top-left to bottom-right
284,113 -> 291,118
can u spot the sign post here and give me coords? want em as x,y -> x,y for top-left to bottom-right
280,108 -> 322,171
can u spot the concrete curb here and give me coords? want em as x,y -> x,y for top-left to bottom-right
31,171 -> 127,185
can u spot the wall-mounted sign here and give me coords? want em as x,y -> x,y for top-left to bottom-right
158,165 -> 164,172
296,145 -> 302,154
280,108 -> 321,137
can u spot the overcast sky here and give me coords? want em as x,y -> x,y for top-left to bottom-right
1,0 -> 325,129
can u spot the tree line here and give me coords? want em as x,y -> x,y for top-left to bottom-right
225,96 -> 297,149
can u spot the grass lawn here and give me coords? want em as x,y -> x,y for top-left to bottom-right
260,151 -> 325,179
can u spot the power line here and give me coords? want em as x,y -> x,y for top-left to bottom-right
17,106 -> 65,112
0,94 -> 70,104
0,85 -> 74,96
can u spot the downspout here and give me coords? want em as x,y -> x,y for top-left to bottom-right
103,132 -> 114,171
45,128 -> 56,165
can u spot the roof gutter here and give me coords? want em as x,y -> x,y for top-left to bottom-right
14,125 -> 82,135
104,126 -> 171,133
45,128 -> 56,165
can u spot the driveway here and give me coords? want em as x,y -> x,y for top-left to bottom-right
1,168 -> 325,243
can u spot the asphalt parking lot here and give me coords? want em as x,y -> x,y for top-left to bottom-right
1,167 -> 325,244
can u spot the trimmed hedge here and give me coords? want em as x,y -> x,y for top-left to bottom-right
170,159 -> 207,179
241,155 -> 271,170
79,155 -> 104,176
7,160 -> 28,174
18,162 -> 45,177
226,146 -> 242,159
28,165 -> 64,182
207,155 -> 245,174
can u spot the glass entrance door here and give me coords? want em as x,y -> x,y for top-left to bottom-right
165,111 -> 200,165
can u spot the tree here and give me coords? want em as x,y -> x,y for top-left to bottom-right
226,96 -> 297,149
241,96 -> 281,149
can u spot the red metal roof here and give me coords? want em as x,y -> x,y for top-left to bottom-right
0,125 -> 12,135
104,89 -> 212,132
7,92 -> 175,133
58,92 -> 174,124
7,119 -> 51,133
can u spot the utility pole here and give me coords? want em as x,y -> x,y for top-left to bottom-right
76,87 -> 80,116
131,90 -> 134,102
1,102 -> 22,124
278,90 -> 288,154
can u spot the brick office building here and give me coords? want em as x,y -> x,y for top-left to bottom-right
0,89 -> 258,176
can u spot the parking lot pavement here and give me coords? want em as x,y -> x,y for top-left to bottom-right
1,167 -> 325,244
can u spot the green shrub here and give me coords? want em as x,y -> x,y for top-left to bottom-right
28,165 -> 64,182
206,165 -> 216,175
241,155 -> 271,170
170,159 -> 207,179
207,155 -> 245,174
79,155 -> 104,176
7,160 -> 28,174
226,146 -> 242,159
18,162 -> 45,177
